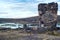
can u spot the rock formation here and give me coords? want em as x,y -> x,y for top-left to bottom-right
38,2 -> 58,30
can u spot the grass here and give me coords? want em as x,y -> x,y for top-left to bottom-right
0,30 -> 60,40
46,30 -> 60,36
0,30 -> 33,40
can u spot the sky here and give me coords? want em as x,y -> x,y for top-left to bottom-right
0,0 -> 60,18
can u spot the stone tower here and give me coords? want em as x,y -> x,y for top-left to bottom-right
38,2 -> 58,29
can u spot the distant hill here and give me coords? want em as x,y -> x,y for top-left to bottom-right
0,16 -> 39,24
0,15 -> 60,24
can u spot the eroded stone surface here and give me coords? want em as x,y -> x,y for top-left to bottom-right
38,2 -> 58,29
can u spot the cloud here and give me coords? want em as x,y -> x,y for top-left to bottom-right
36,0 -> 59,3
0,0 -> 60,18
0,1 -> 38,18
0,11 -> 38,18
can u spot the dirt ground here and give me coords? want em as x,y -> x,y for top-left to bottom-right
0,30 -> 60,40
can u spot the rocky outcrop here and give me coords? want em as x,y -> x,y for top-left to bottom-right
38,2 -> 58,29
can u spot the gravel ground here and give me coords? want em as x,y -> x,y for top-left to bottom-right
0,34 -> 60,40
0,31 -> 60,40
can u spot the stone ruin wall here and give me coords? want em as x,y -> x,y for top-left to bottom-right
38,2 -> 58,30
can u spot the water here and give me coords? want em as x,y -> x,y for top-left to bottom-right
56,24 -> 60,27
0,23 -> 23,29
0,23 -> 60,29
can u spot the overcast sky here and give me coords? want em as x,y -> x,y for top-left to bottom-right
0,0 -> 60,18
